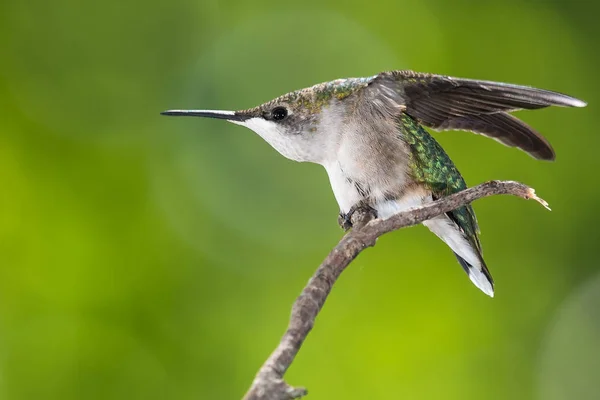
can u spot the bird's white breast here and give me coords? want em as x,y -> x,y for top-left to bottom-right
323,124 -> 414,215
324,161 -> 362,213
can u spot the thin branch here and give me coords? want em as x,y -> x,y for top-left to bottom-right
242,180 -> 549,400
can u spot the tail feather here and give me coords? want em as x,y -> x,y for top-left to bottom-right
423,215 -> 495,297
455,253 -> 494,297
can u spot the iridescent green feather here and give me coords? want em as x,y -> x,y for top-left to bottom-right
400,114 -> 482,251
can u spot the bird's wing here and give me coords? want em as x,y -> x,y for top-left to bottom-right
369,70 -> 586,160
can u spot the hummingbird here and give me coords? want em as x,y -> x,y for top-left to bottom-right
162,70 -> 586,297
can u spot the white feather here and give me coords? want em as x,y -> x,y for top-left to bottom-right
375,194 -> 427,219
467,269 -> 495,297
233,117 -> 330,163
324,161 -> 362,213
423,216 -> 494,297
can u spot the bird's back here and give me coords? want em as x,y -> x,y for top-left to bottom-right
400,113 -> 481,250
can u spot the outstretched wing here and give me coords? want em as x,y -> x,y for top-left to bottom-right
370,70 -> 587,160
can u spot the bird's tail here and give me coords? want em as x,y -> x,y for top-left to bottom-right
454,252 -> 494,298
423,216 -> 495,297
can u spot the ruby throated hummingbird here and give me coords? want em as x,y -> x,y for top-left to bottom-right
162,70 -> 586,297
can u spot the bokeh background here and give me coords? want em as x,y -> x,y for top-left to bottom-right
1,0 -> 599,399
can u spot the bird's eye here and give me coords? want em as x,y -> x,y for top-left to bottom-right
271,107 -> 288,121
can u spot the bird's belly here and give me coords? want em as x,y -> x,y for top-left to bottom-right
324,132 -> 414,214
324,160 -> 418,215
324,162 -> 364,213
374,191 -> 431,219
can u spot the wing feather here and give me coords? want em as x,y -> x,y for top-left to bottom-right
439,112 -> 555,160
368,70 -> 586,160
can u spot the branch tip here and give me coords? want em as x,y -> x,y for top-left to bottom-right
526,188 -> 551,211
287,387 -> 307,398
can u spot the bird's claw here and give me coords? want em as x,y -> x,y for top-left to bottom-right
338,213 -> 353,231
338,203 -> 378,231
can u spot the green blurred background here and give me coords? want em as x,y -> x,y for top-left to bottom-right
1,0 -> 599,399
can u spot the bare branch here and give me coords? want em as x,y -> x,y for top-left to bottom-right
242,180 -> 549,400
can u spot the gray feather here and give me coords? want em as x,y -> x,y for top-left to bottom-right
438,112 -> 555,160
367,71 -> 586,160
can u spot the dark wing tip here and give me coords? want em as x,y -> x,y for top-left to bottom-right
537,148 -> 556,161
566,97 -> 587,108
450,79 -> 587,109
536,91 -> 587,108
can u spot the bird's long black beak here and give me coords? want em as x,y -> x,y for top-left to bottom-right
160,109 -> 251,122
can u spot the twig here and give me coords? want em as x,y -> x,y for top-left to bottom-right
242,180 -> 549,400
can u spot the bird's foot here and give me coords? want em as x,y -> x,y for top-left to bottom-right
338,203 -> 378,231
337,213 -> 353,231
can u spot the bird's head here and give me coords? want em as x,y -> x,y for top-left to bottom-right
162,77 -> 373,163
